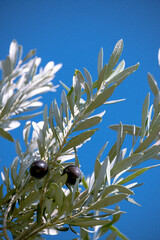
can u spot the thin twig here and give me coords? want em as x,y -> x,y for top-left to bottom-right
3,193 -> 18,240
3,175 -> 31,240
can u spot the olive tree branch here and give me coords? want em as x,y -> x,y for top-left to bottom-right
3,176 -> 31,240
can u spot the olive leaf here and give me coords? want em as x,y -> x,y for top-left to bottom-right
62,129 -> 98,152
1,39 -> 157,240
0,40 -> 61,141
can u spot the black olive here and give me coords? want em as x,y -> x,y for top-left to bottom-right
63,165 -> 82,185
30,160 -> 48,179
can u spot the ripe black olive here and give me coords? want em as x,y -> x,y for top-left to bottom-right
63,165 -> 82,185
30,160 -> 48,179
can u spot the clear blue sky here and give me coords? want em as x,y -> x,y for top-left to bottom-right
0,0 -> 160,239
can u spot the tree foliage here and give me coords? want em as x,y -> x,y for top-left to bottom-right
0,40 -> 160,240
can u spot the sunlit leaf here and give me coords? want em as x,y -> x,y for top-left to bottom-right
105,63 -> 139,87
0,91 -> 20,119
67,87 -> 75,116
89,194 -> 127,210
148,73 -> 159,97
118,164 -> 160,185
126,196 -> 141,206
85,84 -> 116,113
9,39 -> 18,69
102,185 -> 134,197
62,129 -> 98,152
97,48 -> 103,77
104,98 -> 126,105
97,64 -> 107,90
141,93 -> 150,141
84,68 -> 93,96
61,90 -> 69,122
105,39 -> 123,77
111,153 -> 143,177
60,80 -> 70,92
134,125 -> 160,153
40,228 -> 58,235
22,49 -> 36,63
54,99 -> 63,130
73,112 -> 104,132
1,56 -> 12,78
73,74 -> 82,105
94,157 -> 110,198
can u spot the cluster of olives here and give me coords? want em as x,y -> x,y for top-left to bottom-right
29,160 -> 82,185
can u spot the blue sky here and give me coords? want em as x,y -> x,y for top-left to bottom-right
0,0 -> 160,239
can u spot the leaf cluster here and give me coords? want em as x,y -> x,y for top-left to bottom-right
0,40 -> 160,240
0,40 -> 62,142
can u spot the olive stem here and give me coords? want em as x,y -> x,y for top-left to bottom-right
3,175 -> 31,240
15,222 -> 46,240
37,89 -> 102,235
3,193 -> 17,240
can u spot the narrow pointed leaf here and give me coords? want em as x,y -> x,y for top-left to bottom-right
59,80 -> 70,92
54,99 -> 62,130
0,128 -> 14,142
102,185 -> 134,197
98,48 -> 103,76
15,139 -> 23,158
49,101 -> 55,133
126,196 -> 141,206
70,218 -> 111,227
94,157 -> 109,198
1,56 -> 12,78
62,129 -> 98,152
89,194 -> 127,210
73,74 -> 81,105
141,93 -> 150,140
9,39 -> 18,69
22,49 -> 36,63
105,39 -> 123,77
97,64 -> 107,89
23,121 -> 31,146
85,84 -> 116,113
134,125 -> 160,153
118,165 -> 160,185
84,68 -> 93,96
67,87 -> 75,116
105,63 -> 139,87
109,225 -> 129,240
18,191 -> 40,212
12,111 -> 42,121
134,145 -> 160,166
104,98 -> 126,105
61,90 -> 69,121
0,91 -> 20,119
11,157 -> 19,187
106,59 -> 125,82
116,122 -> 123,156
148,73 -> 159,96
111,153 -> 143,177
73,115 -> 103,132
109,124 -> 142,136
